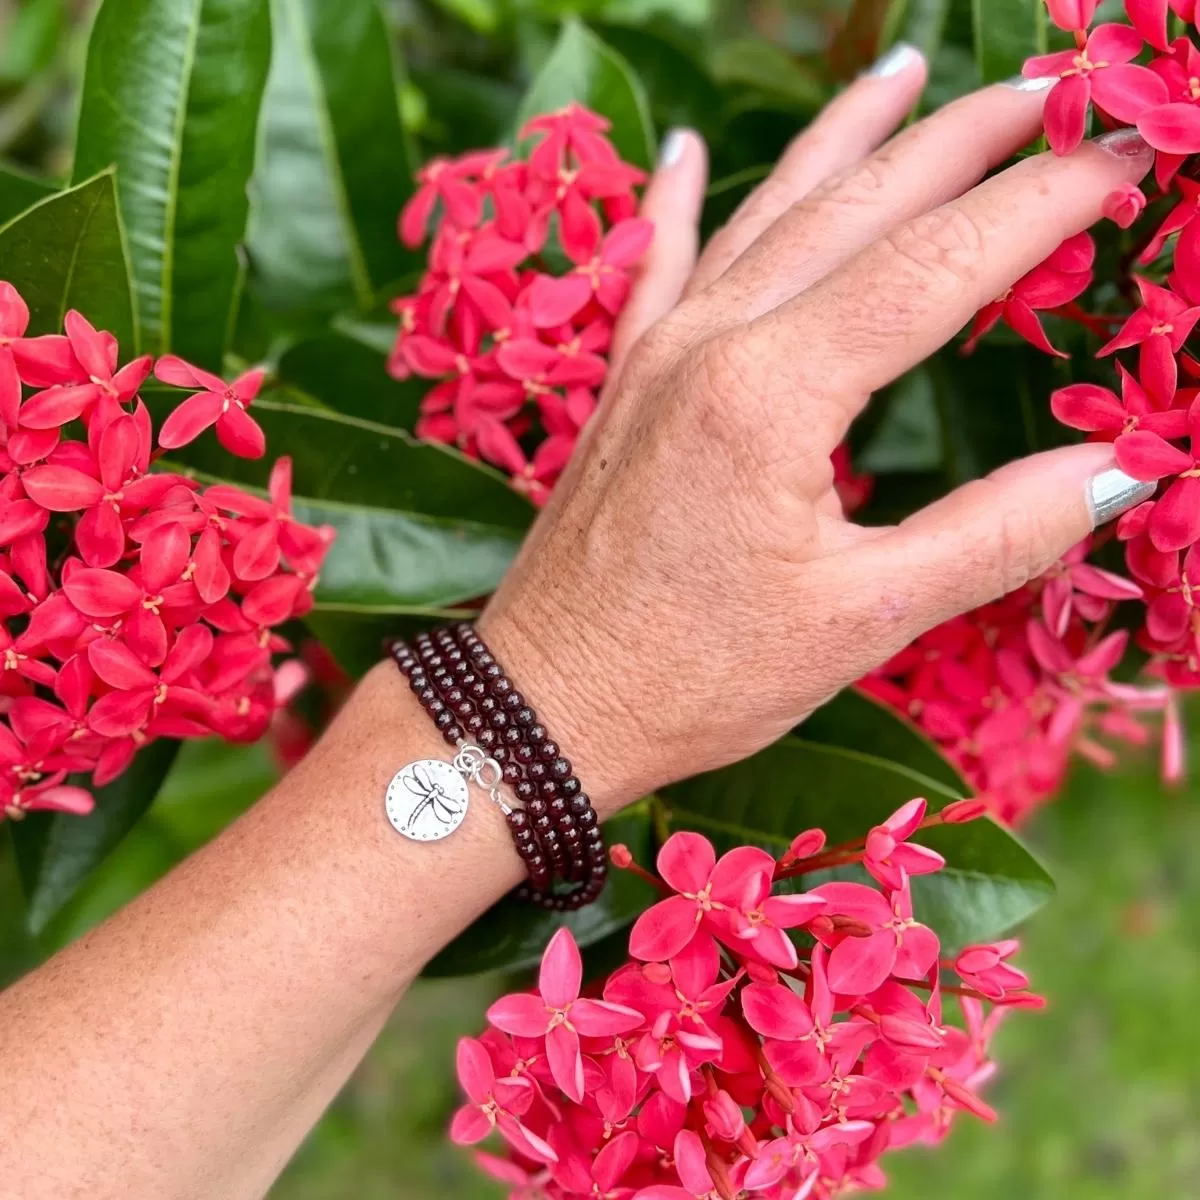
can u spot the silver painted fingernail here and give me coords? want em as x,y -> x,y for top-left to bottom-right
1087,467 -> 1157,527
866,42 -> 922,79
1001,74 -> 1057,92
1094,127 -> 1151,158
657,129 -> 688,169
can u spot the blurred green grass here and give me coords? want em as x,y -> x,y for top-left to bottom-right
273,748 -> 1200,1199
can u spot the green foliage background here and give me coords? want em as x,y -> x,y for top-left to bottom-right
0,0 -> 1196,1195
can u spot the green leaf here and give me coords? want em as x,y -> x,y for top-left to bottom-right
0,0 -> 62,86
276,331 -> 425,427
856,367 -> 943,473
662,738 -> 963,851
72,0 -> 272,366
0,171 -> 135,345
0,161 -> 55,226
799,688 -> 969,795
882,0 -> 953,59
11,740 -> 180,934
247,0 -> 417,315
710,39 -> 829,112
424,804 -> 658,977
516,20 -> 656,170
660,737 -> 1053,949
598,24 -> 725,145
971,0 -> 1047,85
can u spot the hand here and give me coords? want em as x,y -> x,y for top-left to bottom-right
480,49 -> 1156,816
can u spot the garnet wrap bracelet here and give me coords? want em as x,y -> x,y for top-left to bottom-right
386,624 -> 607,911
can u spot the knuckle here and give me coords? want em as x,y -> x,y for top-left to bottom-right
883,205 -> 992,288
807,152 -> 897,213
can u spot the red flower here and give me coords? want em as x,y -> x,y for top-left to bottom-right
964,233 -> 1094,357
1099,277 -> 1200,403
1024,24 -> 1167,155
154,356 -> 267,459
486,928 -> 642,1103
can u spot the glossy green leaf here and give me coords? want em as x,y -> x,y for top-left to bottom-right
73,0 -> 272,366
0,161 -> 55,225
247,0 -> 416,315
662,738 -> 962,850
516,20 -> 656,170
424,804 -> 658,977
277,331 -> 425,427
661,737 -> 1051,949
971,0 -> 1047,85
11,740 -> 180,934
0,171 -> 135,345
799,688 -> 968,795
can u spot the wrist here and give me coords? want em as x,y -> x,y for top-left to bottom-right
475,601 -> 653,820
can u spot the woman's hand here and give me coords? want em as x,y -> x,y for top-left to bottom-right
481,47 -> 1157,814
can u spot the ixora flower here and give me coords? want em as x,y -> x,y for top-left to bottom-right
0,283 -> 333,819
454,815 -> 1040,1199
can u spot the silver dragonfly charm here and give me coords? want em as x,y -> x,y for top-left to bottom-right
385,758 -> 470,842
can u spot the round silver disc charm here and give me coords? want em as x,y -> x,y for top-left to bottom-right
385,759 -> 470,842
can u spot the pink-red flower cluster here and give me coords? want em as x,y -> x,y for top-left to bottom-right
863,548 -> 1173,825
452,805 -> 1038,1199
0,282 -> 332,820
389,104 -> 650,504
914,0 -> 1200,820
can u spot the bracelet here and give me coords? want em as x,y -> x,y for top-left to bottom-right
385,625 -> 607,910
436,624 -> 606,899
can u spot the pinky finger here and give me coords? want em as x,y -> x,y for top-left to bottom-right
606,129 -> 708,377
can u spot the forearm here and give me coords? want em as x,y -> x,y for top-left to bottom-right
0,631 -> 620,1200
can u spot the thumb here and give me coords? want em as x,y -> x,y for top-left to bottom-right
840,442 -> 1156,659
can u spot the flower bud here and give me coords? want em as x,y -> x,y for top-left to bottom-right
1045,0 -> 1098,30
609,843 -> 634,868
1102,183 -> 1147,230
940,799 -> 988,824
702,1089 -> 745,1141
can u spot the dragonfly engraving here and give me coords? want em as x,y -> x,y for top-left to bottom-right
402,764 -> 465,832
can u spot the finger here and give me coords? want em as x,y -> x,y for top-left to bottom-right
740,128 -> 1154,453
698,77 -> 1058,327
608,129 -> 708,375
685,42 -> 927,297
824,447 -> 1156,673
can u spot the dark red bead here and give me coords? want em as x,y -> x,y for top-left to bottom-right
560,777 -> 582,798
502,691 -> 524,711
515,743 -> 536,764
539,740 -> 559,761
434,711 -> 454,730
503,727 -> 523,746
568,794 -> 590,815
515,780 -> 536,803
539,780 -> 559,799
577,809 -> 598,830
526,723 -> 547,744
528,761 -> 548,783
514,707 -> 535,727
477,728 -> 498,749
550,758 -> 572,780
502,762 -> 521,785
465,714 -> 485,735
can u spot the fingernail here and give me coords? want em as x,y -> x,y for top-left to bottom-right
866,42 -> 922,79
657,129 -> 688,169
1094,127 -> 1151,158
1086,467 -> 1157,526
1001,75 -> 1056,92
